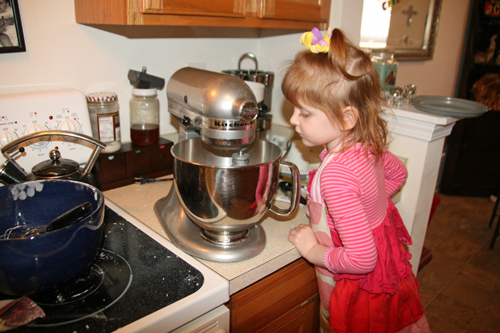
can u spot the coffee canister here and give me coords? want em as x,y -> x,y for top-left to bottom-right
86,92 -> 121,153
130,88 -> 159,145
371,50 -> 398,93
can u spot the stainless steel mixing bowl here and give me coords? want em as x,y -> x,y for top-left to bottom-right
171,137 -> 300,235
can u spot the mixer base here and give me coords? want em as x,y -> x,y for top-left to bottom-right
154,187 -> 266,263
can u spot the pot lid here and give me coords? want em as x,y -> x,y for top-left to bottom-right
32,149 -> 80,178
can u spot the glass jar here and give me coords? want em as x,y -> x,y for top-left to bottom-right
371,50 -> 398,93
86,92 -> 121,153
129,88 -> 159,145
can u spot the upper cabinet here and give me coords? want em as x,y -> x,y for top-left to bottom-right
74,0 -> 331,37
258,0 -> 330,23
140,0 -> 246,18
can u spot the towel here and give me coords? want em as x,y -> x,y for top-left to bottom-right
0,297 -> 45,331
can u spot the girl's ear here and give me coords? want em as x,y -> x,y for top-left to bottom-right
342,106 -> 359,131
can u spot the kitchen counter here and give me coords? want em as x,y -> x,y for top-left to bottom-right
104,180 -> 306,295
105,102 -> 458,296
386,103 -> 458,126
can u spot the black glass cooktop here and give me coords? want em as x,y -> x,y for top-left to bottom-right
1,207 -> 204,332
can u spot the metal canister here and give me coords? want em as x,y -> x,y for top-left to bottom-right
248,71 -> 274,114
223,53 -> 275,140
223,53 -> 275,113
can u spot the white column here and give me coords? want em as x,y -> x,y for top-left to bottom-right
383,107 -> 457,274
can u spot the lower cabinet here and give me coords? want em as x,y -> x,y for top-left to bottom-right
227,258 -> 320,332
440,111 -> 500,197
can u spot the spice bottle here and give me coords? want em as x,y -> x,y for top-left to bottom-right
371,50 -> 399,93
129,88 -> 160,145
86,92 -> 121,153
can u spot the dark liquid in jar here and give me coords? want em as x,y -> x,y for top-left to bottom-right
131,124 -> 159,145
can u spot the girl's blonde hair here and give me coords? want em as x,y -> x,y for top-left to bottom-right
282,28 -> 388,158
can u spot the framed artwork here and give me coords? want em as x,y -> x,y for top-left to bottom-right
0,0 -> 25,53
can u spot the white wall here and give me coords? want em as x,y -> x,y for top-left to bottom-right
396,0 -> 471,97
262,0 -> 472,127
1,0 -> 260,142
1,0 -> 470,142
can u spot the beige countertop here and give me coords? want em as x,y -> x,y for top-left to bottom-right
103,103 -> 451,298
105,103 -> 447,296
104,179 -> 308,295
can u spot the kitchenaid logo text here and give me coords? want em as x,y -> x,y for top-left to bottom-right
212,120 -> 254,128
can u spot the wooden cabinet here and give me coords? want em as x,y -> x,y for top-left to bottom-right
440,111 -> 500,197
141,0 -> 246,18
440,0 -> 500,196
92,137 -> 173,191
227,258 -> 320,332
74,0 -> 330,37
259,0 -> 330,24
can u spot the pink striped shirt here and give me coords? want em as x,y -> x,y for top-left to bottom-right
317,143 -> 407,275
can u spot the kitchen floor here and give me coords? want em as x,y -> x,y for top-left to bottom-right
417,193 -> 500,332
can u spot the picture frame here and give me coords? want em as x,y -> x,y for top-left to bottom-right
0,0 -> 25,53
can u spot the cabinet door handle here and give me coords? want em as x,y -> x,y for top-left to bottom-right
300,299 -> 312,308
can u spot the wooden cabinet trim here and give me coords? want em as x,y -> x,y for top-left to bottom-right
256,293 -> 320,333
75,0 -> 130,25
228,258 -> 318,332
141,0 -> 246,18
259,0 -> 330,23
74,0 -> 331,34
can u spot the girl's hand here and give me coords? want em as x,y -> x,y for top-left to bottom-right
288,224 -> 317,256
289,224 -> 327,268
288,224 -> 318,254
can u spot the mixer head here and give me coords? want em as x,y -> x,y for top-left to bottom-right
167,67 -> 259,149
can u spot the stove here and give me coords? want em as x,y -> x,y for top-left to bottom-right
0,89 -> 95,171
0,89 -> 230,332
0,202 -> 229,332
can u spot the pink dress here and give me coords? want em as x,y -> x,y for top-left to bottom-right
306,145 -> 429,333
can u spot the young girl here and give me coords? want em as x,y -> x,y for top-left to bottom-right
284,28 -> 430,333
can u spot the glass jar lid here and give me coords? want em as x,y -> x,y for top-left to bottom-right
132,88 -> 157,97
86,92 -> 118,102
371,49 -> 395,60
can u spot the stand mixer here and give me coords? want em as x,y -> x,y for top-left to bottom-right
154,67 -> 301,262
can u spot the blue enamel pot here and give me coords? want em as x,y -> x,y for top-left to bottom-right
0,180 -> 105,296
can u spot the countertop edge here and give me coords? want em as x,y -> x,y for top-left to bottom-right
228,248 -> 301,294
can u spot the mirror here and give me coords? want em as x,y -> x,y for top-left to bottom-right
359,0 -> 442,61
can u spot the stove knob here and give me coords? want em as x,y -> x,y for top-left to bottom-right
59,119 -> 82,142
27,123 -> 45,134
0,130 -> 16,147
26,123 -> 49,148
59,119 -> 82,133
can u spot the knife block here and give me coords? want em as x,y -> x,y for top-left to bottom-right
92,137 -> 173,191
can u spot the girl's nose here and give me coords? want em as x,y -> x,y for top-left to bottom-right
290,108 -> 299,126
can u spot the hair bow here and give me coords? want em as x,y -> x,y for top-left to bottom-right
300,27 -> 331,53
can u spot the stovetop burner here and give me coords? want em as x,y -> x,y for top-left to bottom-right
29,250 -> 132,327
1,207 -> 205,332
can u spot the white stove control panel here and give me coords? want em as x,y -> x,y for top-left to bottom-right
0,89 -> 94,171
